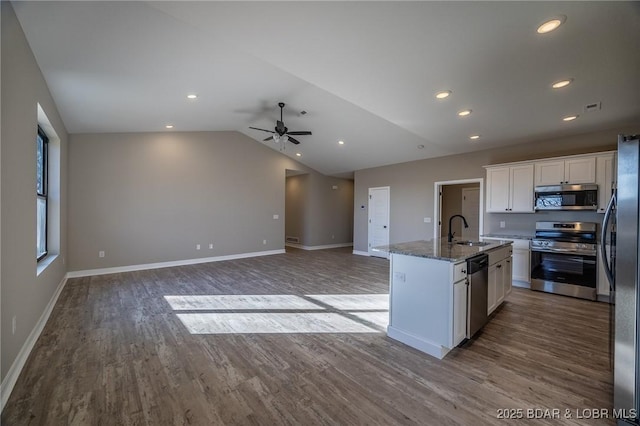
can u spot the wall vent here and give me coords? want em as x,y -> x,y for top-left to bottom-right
584,101 -> 601,112
285,236 -> 300,243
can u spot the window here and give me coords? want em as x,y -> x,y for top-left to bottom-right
37,126 -> 48,260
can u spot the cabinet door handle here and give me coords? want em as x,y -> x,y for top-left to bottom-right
461,270 -> 466,274
497,264 -> 502,269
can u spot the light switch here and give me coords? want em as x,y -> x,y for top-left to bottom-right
273,214 -> 279,219
424,217 -> 431,223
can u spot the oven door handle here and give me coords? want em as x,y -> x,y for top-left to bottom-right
531,247 -> 596,257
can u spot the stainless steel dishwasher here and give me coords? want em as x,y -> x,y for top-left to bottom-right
466,253 -> 489,339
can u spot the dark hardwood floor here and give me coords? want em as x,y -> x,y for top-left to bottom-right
2,248 -> 613,425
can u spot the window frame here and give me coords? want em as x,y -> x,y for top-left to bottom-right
37,125 -> 49,261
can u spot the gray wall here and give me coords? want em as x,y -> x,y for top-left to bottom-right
353,127 -> 637,252
285,174 -> 308,243
305,174 -> 354,247
1,2 -> 69,381
68,131 -> 324,271
285,173 -> 354,247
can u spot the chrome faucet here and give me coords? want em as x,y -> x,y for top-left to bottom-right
447,214 -> 469,242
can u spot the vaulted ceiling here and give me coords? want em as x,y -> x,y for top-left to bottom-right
13,1 -> 640,176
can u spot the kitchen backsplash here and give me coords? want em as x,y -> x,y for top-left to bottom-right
485,210 -> 604,236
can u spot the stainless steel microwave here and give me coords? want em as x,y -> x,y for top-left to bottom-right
534,184 -> 598,211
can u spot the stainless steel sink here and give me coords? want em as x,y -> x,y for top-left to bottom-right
455,241 -> 492,247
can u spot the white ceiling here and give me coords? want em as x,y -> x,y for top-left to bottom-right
13,1 -> 640,176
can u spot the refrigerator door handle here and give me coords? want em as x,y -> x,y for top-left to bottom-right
600,191 -> 616,291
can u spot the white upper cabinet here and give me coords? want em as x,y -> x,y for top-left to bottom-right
596,153 -> 616,213
534,160 -> 565,185
486,164 -> 534,213
486,151 -> 614,214
510,165 -> 535,212
535,157 -> 596,185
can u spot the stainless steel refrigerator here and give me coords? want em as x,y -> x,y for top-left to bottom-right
602,134 -> 640,425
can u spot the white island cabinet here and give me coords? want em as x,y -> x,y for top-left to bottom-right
382,239 -> 512,360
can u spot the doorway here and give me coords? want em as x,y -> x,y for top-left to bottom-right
368,186 -> 390,257
434,179 -> 483,241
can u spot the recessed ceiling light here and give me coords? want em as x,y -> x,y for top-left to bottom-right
435,90 -> 451,99
338,140 -> 345,145
562,115 -> 579,121
165,124 -> 174,129
537,15 -> 566,34
187,94 -> 198,99
469,135 -> 480,140
458,109 -> 472,117
417,144 -> 425,149
552,79 -> 573,89
296,152 -> 302,157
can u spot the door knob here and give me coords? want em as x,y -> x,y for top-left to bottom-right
383,225 -> 387,229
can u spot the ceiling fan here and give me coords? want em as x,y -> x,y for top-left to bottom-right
249,102 -> 311,145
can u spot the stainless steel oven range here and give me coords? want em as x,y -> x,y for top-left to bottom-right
530,221 -> 598,301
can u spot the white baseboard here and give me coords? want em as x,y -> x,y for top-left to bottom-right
352,250 -> 370,256
66,249 -> 286,278
387,326 -> 451,360
1,274 -> 68,412
285,242 -> 353,251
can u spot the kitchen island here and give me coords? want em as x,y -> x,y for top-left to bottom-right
376,238 -> 513,359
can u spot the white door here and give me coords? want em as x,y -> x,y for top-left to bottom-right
461,188 -> 480,240
368,187 -> 390,257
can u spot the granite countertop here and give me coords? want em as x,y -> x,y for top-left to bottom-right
481,233 -> 534,240
374,238 -> 512,263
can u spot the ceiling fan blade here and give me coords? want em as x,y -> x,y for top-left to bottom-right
249,126 -> 275,133
287,131 -> 312,135
287,136 -> 301,145
263,136 -> 274,142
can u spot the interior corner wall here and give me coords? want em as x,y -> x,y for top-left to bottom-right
285,174 -> 309,244
1,1 -> 69,382
67,131 -> 316,271
353,127 -> 637,253
286,173 -> 354,248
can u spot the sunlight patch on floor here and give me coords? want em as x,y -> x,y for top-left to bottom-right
306,294 -> 389,310
349,311 -> 389,329
164,294 -> 324,311
176,312 -> 379,334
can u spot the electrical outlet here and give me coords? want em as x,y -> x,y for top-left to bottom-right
500,221 -> 506,228
62,257 -> 65,265
196,244 -> 201,250
273,214 -> 279,220
99,251 -> 105,258
209,243 -> 213,249
12,316 -> 16,335
331,234 -> 335,239
263,240 -> 267,245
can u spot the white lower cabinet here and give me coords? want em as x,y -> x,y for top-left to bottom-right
453,276 -> 468,347
482,237 -> 530,286
487,245 -> 513,315
387,254 -> 468,359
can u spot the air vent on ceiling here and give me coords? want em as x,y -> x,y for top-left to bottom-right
584,101 -> 601,113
